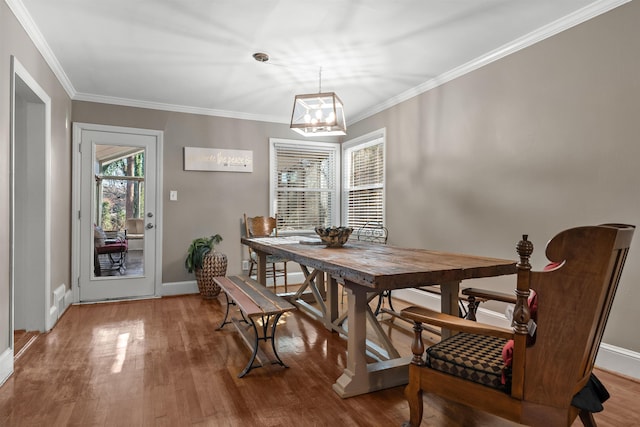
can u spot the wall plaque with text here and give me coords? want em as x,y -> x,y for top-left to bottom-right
183,147 -> 253,172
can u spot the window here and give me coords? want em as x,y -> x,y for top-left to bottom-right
342,129 -> 385,229
96,146 -> 145,231
270,138 -> 340,233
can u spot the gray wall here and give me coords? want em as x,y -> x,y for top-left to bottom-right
2,0 -> 638,368
72,102 -> 298,284
347,1 -> 640,352
1,2 -> 72,356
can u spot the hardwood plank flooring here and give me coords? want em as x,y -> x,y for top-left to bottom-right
12,330 -> 39,362
0,294 -> 638,426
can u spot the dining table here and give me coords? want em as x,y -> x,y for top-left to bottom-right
241,235 -> 517,398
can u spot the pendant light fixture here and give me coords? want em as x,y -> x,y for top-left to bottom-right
290,67 -> 346,137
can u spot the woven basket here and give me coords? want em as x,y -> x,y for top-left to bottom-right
195,251 -> 227,298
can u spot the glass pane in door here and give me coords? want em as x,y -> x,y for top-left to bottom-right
93,144 -> 145,278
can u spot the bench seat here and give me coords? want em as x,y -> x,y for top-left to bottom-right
213,275 -> 296,377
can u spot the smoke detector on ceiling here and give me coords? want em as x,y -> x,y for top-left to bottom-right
252,52 -> 269,62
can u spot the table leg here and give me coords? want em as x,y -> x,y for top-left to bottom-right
256,251 -> 267,286
332,281 -> 410,398
440,281 -> 461,339
290,266 -> 332,327
326,275 -> 339,329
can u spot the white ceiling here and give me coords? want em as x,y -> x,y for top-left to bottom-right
11,0 -> 626,126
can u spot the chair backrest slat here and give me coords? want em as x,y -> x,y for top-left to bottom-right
355,221 -> 388,244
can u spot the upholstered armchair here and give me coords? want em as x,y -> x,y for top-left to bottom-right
401,224 -> 634,427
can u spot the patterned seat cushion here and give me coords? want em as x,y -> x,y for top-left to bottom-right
426,332 -> 508,391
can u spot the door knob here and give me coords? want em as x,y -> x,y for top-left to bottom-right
146,223 -> 154,229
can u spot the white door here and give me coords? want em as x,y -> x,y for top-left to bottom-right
75,124 -> 162,301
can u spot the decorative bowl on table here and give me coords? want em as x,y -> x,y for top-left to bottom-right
314,226 -> 353,248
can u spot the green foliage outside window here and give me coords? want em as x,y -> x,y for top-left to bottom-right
99,151 -> 145,231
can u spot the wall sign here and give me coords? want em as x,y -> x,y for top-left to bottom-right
183,147 -> 253,172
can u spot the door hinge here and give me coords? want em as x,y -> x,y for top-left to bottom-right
78,210 -> 81,219
77,277 -> 80,287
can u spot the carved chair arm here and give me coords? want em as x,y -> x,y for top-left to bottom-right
401,306 -> 514,341
461,287 -> 516,304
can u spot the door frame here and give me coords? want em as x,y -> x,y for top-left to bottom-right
10,55 -> 52,330
2,55 -> 53,386
71,123 -> 164,302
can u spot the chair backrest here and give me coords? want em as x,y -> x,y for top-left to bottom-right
94,225 -> 107,247
354,221 -> 388,244
512,224 -> 634,408
244,214 -> 278,238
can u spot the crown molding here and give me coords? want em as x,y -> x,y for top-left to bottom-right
349,0 -> 631,125
73,92 -> 288,124
5,0 -> 76,98
8,0 -> 630,125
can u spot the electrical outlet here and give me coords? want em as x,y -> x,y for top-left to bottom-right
241,260 -> 250,270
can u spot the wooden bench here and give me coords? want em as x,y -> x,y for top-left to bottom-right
213,275 -> 296,378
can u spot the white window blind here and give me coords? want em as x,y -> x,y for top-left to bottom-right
270,139 -> 340,233
342,130 -> 385,229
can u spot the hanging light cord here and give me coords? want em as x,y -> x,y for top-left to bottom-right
318,67 -> 322,93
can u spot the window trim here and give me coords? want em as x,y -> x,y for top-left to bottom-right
269,137 -> 341,234
341,128 -> 386,227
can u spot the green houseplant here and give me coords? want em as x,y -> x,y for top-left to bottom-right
185,234 -> 227,298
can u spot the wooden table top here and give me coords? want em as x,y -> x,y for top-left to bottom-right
242,237 -> 517,290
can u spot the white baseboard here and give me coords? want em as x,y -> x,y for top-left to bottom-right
46,305 -> 58,331
288,272 -> 305,285
160,280 -> 199,296
46,284 -> 72,331
161,271 -> 307,296
596,343 -> 640,380
0,348 -> 13,387
393,288 -> 640,380
393,288 -> 510,328
238,271 -> 306,288
45,287 -> 60,331
64,289 -> 73,313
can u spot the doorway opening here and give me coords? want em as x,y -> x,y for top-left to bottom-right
8,56 -> 52,375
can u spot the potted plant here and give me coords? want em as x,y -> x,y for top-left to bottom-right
185,234 -> 227,299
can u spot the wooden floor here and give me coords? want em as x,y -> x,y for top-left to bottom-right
12,330 -> 39,363
1,294 -> 639,426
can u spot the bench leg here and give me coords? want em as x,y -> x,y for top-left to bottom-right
217,292 -> 236,330
238,319 -> 261,378
269,313 -> 288,368
238,313 -> 289,378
